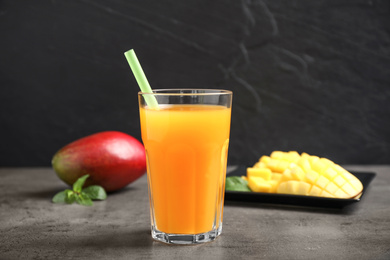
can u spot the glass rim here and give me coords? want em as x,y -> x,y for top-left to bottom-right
138,88 -> 232,96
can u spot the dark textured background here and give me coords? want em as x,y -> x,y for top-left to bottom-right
1,0 -> 389,166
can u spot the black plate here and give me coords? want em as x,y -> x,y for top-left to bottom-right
225,165 -> 376,208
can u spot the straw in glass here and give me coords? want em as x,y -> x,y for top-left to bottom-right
124,49 -> 159,109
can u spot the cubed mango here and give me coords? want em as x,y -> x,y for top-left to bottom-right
245,151 -> 363,199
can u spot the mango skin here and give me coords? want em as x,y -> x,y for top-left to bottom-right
52,131 -> 146,192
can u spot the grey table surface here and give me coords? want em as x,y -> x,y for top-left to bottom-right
1,165 -> 389,260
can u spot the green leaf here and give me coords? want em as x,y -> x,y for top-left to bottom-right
52,191 -> 67,203
82,185 -> 107,200
75,192 -> 93,206
225,176 -> 251,192
52,189 -> 76,204
73,174 -> 90,193
52,174 -> 108,206
64,189 -> 76,204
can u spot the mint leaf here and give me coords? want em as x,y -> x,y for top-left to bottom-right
52,189 -> 75,204
82,185 -> 107,200
75,192 -> 93,206
52,175 -> 108,206
52,191 -> 67,203
225,176 -> 251,192
64,190 -> 76,204
73,174 -> 89,193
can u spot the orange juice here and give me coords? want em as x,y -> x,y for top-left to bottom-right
140,104 -> 231,234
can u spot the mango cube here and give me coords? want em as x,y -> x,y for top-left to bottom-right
253,162 -> 266,168
247,167 -> 272,180
308,186 -> 322,196
305,170 -> 319,185
270,151 -> 285,160
248,176 -> 278,193
271,173 -> 282,182
259,155 -> 271,164
297,157 -> 311,172
308,156 -> 320,168
316,175 -> 330,189
271,150 -> 300,163
267,159 -> 291,173
290,166 -> 305,181
277,180 -> 311,195
312,159 -> 329,174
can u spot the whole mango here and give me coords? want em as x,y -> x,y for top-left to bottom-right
52,131 -> 146,192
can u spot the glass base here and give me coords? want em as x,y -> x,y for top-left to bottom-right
151,225 -> 222,245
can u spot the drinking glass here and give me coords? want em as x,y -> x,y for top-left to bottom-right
138,89 -> 232,244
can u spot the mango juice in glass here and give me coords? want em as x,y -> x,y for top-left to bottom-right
138,89 -> 232,244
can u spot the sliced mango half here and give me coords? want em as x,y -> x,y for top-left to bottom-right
246,151 -> 363,199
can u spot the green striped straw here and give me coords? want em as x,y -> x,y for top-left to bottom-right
124,49 -> 159,109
